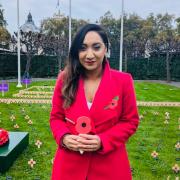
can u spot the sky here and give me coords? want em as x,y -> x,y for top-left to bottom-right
1,0 -> 180,34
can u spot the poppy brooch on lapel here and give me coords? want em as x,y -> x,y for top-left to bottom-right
104,96 -> 119,110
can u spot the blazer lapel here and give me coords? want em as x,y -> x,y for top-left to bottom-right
64,60 -> 120,134
65,77 -> 90,121
89,61 -> 118,126
64,76 -> 95,134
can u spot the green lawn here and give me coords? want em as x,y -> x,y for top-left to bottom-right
0,81 -> 179,180
0,103 -> 53,180
3,80 -> 180,101
135,82 -> 180,102
127,106 -> 179,180
2,81 -> 55,98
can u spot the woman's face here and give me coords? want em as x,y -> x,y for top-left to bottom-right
78,31 -> 107,74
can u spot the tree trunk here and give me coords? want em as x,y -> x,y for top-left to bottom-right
166,51 -> 171,83
58,55 -> 62,71
24,53 -> 32,78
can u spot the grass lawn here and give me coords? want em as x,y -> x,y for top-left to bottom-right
0,81 -> 179,180
134,82 -> 180,102
127,106 -> 179,180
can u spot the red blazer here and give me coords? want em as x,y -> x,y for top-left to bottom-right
50,61 -> 139,180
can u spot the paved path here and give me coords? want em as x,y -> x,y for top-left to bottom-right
0,98 -> 51,104
0,98 -> 180,107
135,80 -> 180,88
137,101 -> 180,107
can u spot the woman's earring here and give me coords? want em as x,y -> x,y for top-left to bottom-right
106,50 -> 111,58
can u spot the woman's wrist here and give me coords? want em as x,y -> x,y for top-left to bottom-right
61,133 -> 70,148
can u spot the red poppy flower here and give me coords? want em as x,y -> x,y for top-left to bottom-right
108,99 -> 118,109
75,116 -> 92,134
0,128 -> 9,146
104,96 -> 119,110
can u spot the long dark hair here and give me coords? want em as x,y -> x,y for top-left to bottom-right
62,24 -> 109,108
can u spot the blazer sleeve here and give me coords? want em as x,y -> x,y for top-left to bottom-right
97,74 -> 139,154
49,73 -> 70,147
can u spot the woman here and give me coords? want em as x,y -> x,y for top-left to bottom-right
50,24 -> 139,180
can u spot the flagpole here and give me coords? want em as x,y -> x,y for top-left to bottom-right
17,0 -> 22,87
69,0 -> 71,50
119,0 -> 124,71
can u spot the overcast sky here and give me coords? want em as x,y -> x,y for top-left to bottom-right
1,0 -> 180,34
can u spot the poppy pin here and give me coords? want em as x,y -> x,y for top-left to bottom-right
104,96 -> 119,110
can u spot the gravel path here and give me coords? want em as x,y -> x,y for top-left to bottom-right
0,98 -> 180,106
135,80 -> 180,88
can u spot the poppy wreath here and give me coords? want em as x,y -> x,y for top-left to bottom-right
0,128 -> 9,146
75,116 -> 92,134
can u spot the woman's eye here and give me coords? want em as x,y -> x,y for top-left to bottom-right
93,45 -> 101,50
79,46 -> 87,51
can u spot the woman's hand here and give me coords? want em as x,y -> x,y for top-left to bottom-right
77,134 -> 102,152
62,134 -> 80,152
62,134 -> 102,152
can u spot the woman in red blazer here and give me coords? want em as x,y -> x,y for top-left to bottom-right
50,24 -> 139,180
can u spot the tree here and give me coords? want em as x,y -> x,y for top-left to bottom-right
0,26 -> 10,46
40,13 -> 87,69
176,17 -> 180,35
99,11 -> 179,80
0,4 -> 10,47
155,13 -> 174,33
100,12 -> 146,71
11,30 -> 42,78
40,15 -> 69,69
38,33 -> 68,70
153,13 -> 175,82
99,11 -> 120,68
41,13 -> 88,41
41,14 -> 68,37
0,4 -> 7,27
123,13 -> 144,71
99,11 -> 119,49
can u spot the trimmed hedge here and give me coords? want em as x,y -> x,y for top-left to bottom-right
0,54 -> 59,79
0,53 -> 180,81
110,55 -> 180,81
